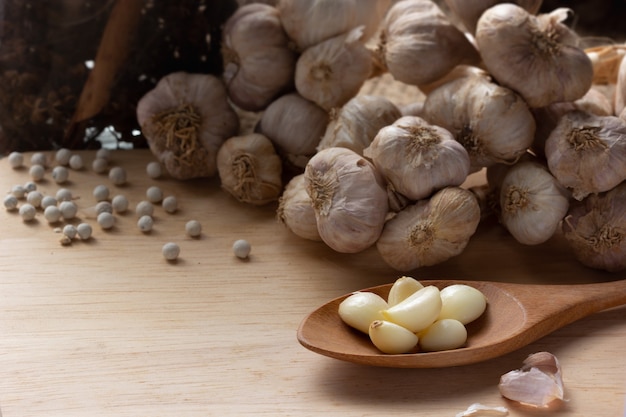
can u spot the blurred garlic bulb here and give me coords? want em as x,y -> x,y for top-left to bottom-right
257,93 -> 329,170
562,181 -> 626,272
221,3 -> 297,111
277,174 -> 321,241
317,95 -> 401,154
137,72 -> 239,180
615,53 -> 626,117
443,0 -> 542,34
295,26 -> 373,111
278,0 -> 391,52
304,147 -> 389,253
545,111 -> 626,200
499,161 -> 570,245
376,187 -> 481,271
423,73 -> 535,170
364,116 -> 470,201
475,4 -> 593,108
216,133 -> 282,205
377,0 -> 480,87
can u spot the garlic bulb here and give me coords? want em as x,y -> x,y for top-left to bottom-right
377,0 -> 480,87
499,161 -> 570,245
277,174 -> 321,241
475,5 -> 593,108
221,3 -> 297,111
562,181 -> 626,272
257,93 -> 329,170
422,73 -> 535,170
444,0 -> 542,34
545,111 -> 626,200
317,95 -> 401,154
136,72 -> 240,180
295,26 -> 373,112
216,133 -> 283,205
615,52 -> 626,116
376,187 -> 481,271
363,116 -> 470,201
304,147 -> 389,253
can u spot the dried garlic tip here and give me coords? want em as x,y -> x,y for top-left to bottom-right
377,0 -> 480,87
444,0 -> 542,34
304,147 -> 389,253
277,174 -> 321,241
475,4 -> 593,108
376,187 -> 481,271
423,73 -> 535,171
217,133 -> 282,205
364,115 -> 470,201
545,111 -> 626,200
562,181 -> 626,272
221,4 -> 297,111
136,72 -> 239,180
499,352 -> 565,408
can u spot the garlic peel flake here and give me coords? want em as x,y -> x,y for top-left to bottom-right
455,403 -> 509,417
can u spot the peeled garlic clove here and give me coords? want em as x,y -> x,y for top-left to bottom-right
216,133 -> 282,205
418,319 -> 467,352
438,284 -> 487,325
317,95 -> 402,155
338,291 -> 388,334
377,0 -> 480,87
364,115 -> 470,201
376,187 -> 481,271
304,147 -> 389,253
295,26 -> 373,112
387,276 -> 424,307
277,174 -> 321,241
221,4 -> 297,111
444,0 -> 542,34
369,320 -> 419,354
382,285 -> 441,333
500,161 -> 570,245
136,72 -> 240,180
475,5 -> 593,108
545,111 -> 626,200
562,181 -> 626,272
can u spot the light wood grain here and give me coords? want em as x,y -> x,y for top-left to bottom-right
0,150 -> 624,417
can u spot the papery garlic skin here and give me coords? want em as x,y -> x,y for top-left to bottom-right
317,95 -> 402,154
475,4 -> 594,108
378,0 -> 480,87
295,26 -> 373,112
221,4 -> 297,111
364,116 -> 470,201
216,133 -> 283,205
500,161 -> 570,245
562,182 -> 626,272
545,111 -> 626,200
137,72 -> 239,180
304,147 -> 389,253
376,187 -> 481,271
338,291 -> 388,334
423,74 -> 535,170
444,0 -> 542,34
277,174 -> 321,241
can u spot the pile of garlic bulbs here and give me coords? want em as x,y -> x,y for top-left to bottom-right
136,0 -> 626,273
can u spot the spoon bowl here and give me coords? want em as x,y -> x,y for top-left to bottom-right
297,279 -> 626,368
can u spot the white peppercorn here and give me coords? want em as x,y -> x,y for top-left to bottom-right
59,200 -> 78,220
63,224 -> 77,239
3,194 -> 18,210
146,161 -> 163,179
69,154 -> 84,170
111,194 -> 129,213
135,200 -> 154,217
12,185 -> 26,199
92,157 -> 108,174
76,223 -> 93,239
97,212 -> 115,229
93,184 -> 110,202
162,195 -> 178,213
52,166 -> 69,184
185,220 -> 202,237
29,164 -> 45,181
137,215 -> 154,232
23,182 -> 37,192
162,242 -> 180,261
19,203 -> 36,221
8,151 -> 24,168
146,186 -> 163,203
96,148 -> 111,160
30,152 -> 47,167
26,190 -> 43,207
233,239 -> 251,259
44,205 -> 62,223
55,188 -> 73,201
108,166 -> 127,185
55,148 -> 72,166
41,196 -> 57,209
95,201 -> 113,214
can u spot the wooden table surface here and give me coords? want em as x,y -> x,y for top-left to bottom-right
0,150 -> 624,417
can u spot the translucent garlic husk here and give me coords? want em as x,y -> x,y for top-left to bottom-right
376,187 -> 481,271
136,72 -> 240,180
363,115 -> 470,201
257,93 -> 329,170
216,133 -> 283,205
475,4 -> 594,108
377,0 -> 480,87
443,0 -> 543,34
562,181 -> 626,272
277,0 -> 391,52
304,147 -> 389,253
317,95 -> 402,154
295,26 -> 373,112
221,3 -> 297,111
422,73 -> 536,171
545,111 -> 626,200
277,174 -> 321,241
499,161 -> 570,245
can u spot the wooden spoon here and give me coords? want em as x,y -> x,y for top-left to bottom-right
297,279 -> 626,368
